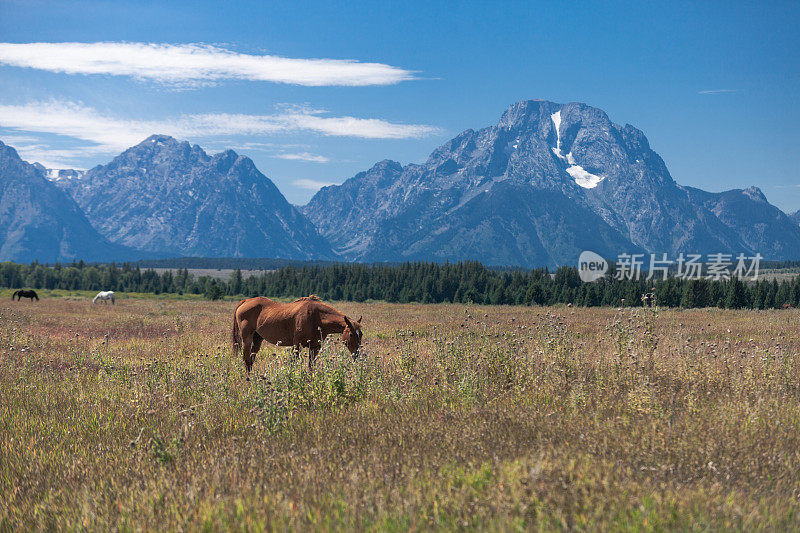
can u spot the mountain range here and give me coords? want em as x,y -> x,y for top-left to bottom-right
53,135 -> 332,260
304,100 -> 800,266
1,100 -> 799,266
0,140 -> 140,263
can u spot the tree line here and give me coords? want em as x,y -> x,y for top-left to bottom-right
2,260 -> 800,309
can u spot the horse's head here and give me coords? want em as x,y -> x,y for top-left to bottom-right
342,315 -> 363,359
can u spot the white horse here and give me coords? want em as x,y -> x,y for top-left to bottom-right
93,291 -> 115,305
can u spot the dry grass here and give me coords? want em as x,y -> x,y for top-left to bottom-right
1,298 -> 799,531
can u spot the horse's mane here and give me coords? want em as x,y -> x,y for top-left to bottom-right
292,294 -> 347,318
293,294 -> 321,302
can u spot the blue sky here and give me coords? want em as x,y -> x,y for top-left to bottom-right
1,0 -> 798,210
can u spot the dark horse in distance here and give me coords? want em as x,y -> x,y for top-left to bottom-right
12,289 -> 39,301
232,295 -> 363,376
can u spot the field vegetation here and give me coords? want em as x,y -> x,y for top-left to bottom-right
1,296 -> 799,530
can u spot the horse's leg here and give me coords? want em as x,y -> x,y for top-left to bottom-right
308,344 -> 320,372
251,333 -> 263,361
242,334 -> 255,378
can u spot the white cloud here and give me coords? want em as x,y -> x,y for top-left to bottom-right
0,137 -> 106,168
697,89 -> 742,95
0,134 -> 41,145
0,42 -> 418,87
0,100 -> 441,165
273,152 -> 329,163
293,178 -> 339,191
283,110 -> 438,139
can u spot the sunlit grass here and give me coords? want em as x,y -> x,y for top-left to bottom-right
1,298 -> 799,530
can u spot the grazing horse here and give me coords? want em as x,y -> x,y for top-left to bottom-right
232,295 -> 363,376
93,291 -> 115,305
12,289 -> 38,301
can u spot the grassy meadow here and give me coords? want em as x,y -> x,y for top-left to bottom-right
1,295 -> 799,530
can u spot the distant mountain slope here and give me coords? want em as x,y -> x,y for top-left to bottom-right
790,210 -> 800,226
304,100 -> 800,266
39,166 -> 85,183
57,135 -> 333,259
685,186 -> 800,260
0,140 -> 139,263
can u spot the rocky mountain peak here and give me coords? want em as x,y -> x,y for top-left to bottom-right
372,159 -> 403,173
0,137 -> 138,262
143,133 -> 177,143
212,149 -> 245,172
742,186 -> 767,203
304,99 -> 800,266
0,139 -> 21,162
54,136 -> 332,259
497,99 -> 556,129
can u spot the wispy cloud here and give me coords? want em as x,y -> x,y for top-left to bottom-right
0,100 -> 441,165
697,89 -> 742,95
1,136 -> 108,168
293,178 -> 339,191
273,152 -> 330,163
7,146 -> 88,170
202,141 -> 312,155
0,42 -> 418,87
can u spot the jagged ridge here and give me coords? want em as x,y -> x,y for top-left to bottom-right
56,135 -> 334,260
304,100 -> 800,266
0,141 -> 143,263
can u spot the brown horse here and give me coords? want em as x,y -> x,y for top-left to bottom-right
232,295 -> 363,376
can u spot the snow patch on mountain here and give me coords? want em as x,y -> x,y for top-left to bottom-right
566,165 -> 604,188
550,110 -> 566,160
45,168 -> 85,182
550,108 -> 605,189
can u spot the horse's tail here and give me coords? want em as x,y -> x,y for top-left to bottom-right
231,299 -> 247,356
12,291 -> 18,301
